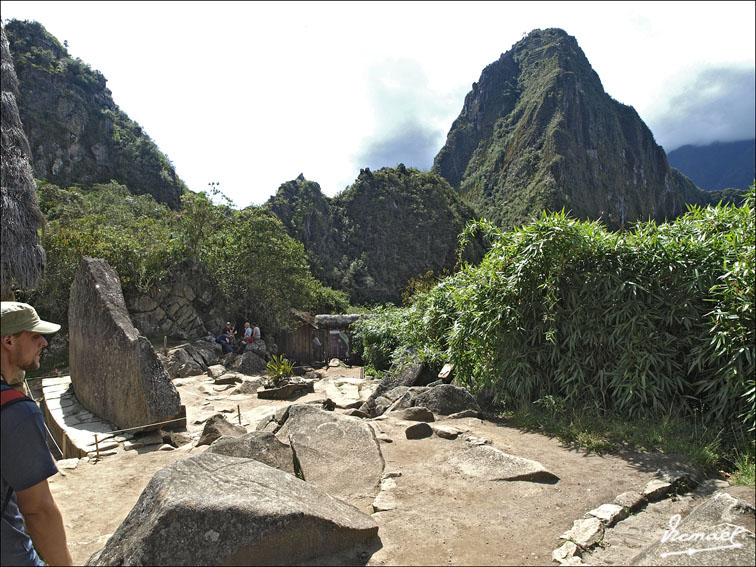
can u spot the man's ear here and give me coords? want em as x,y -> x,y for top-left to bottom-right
1,335 -> 15,350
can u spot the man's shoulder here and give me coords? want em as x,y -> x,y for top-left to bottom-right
1,386 -> 42,427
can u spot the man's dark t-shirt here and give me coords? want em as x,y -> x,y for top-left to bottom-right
1,384 -> 58,566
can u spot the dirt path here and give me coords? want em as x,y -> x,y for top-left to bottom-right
44,366 -> 735,566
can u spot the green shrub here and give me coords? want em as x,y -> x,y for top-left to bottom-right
361,187 -> 755,430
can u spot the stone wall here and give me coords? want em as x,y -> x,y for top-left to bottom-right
126,272 -> 226,340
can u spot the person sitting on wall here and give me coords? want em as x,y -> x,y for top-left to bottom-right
252,322 -> 261,343
215,324 -> 234,354
222,321 -> 235,337
242,322 -> 253,344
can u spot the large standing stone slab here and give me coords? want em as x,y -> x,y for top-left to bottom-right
87,452 -> 379,566
276,404 -> 385,504
69,257 -> 182,430
449,444 -> 559,483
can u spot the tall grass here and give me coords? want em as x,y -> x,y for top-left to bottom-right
354,187 -> 755,432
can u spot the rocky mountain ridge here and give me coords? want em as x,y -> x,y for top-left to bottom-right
266,168 -> 483,305
4,20 -> 185,207
432,28 -> 735,230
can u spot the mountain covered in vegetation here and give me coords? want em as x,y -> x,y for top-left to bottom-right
4,20 -> 185,207
667,139 -> 755,191
266,167 -> 482,305
432,28 -> 732,230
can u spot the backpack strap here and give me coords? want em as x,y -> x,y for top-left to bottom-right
1,387 -> 31,409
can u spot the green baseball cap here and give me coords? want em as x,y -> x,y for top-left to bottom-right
1,302 -> 61,336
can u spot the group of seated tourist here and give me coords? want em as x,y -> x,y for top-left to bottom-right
216,320 -> 260,354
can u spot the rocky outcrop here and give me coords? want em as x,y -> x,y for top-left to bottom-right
87,452 -> 380,566
266,169 -> 483,305
1,24 -> 46,299
629,491 -> 755,566
68,257 -> 182,430
4,20 -> 185,207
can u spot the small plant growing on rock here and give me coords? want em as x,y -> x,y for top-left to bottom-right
265,355 -> 294,387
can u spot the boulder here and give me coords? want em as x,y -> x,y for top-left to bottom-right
276,405 -> 385,504
405,422 -> 433,439
236,351 -> 268,375
358,351 -> 436,416
325,377 -> 378,409
449,445 -> 559,483
389,406 -> 435,422
411,384 -> 481,416
257,380 -> 312,400
206,364 -> 226,379
630,491 -> 755,566
213,373 -> 241,385
207,432 -> 295,475
68,257 -> 182,430
87,452 -> 379,566
196,413 -> 247,446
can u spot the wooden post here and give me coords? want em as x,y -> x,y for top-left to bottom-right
94,434 -> 100,460
163,336 -> 168,356
237,405 -> 241,425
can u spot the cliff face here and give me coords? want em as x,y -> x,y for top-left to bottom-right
5,20 -> 185,207
266,167 -> 482,305
433,28 -> 719,230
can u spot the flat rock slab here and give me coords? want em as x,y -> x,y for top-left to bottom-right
449,444 -> 559,483
324,377 -> 378,409
276,405 -> 385,504
630,491 -> 755,566
587,503 -> 627,526
257,382 -> 310,400
432,424 -> 462,439
207,431 -> 295,475
87,452 -> 379,566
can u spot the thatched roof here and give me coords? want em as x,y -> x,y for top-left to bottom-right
290,308 -> 365,329
313,314 -> 362,329
1,25 -> 46,300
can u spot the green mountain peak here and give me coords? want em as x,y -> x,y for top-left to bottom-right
433,28 -> 722,230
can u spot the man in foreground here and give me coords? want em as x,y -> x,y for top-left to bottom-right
1,301 -> 72,566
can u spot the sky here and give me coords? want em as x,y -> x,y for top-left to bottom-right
2,1 -> 754,208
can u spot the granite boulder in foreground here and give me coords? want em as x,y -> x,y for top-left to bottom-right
87,452 -> 379,566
